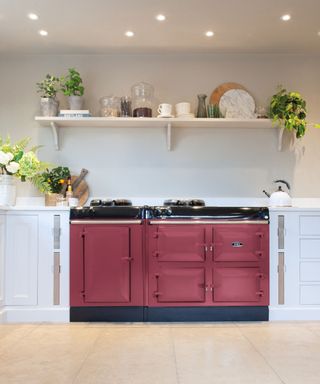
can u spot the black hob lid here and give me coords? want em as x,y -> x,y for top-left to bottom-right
163,199 -> 205,207
150,206 -> 269,221
70,206 -> 143,220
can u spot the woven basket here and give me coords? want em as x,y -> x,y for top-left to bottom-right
45,193 -> 61,206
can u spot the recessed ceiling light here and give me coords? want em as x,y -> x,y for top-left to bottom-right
28,13 -> 39,20
205,31 -> 214,37
125,31 -> 134,37
156,14 -> 166,21
38,30 -> 48,36
281,14 -> 291,21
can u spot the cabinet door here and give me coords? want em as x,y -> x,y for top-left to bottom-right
83,226 -> 131,303
213,267 -> 265,303
152,266 -> 206,303
5,214 -> 39,306
0,214 -> 5,308
154,225 -> 206,262
214,225 -> 268,262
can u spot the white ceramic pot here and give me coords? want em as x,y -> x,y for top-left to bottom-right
0,174 -> 16,206
68,95 -> 84,110
40,97 -> 59,116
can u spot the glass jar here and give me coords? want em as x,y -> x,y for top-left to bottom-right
100,96 -> 120,117
131,82 -> 154,117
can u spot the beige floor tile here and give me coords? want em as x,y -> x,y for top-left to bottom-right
239,324 -> 320,384
0,324 -> 38,358
73,327 -> 178,384
172,327 -> 283,384
0,325 -> 103,384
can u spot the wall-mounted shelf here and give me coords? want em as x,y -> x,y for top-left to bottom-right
35,116 -> 276,151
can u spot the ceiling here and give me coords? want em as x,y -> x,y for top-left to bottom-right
1,0 -> 320,54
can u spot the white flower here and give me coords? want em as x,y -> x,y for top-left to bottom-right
0,150 -> 10,165
6,161 -> 20,174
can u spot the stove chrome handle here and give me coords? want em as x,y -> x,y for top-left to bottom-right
149,220 -> 268,225
70,219 -> 143,225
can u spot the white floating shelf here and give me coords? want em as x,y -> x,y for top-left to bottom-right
35,116 -> 276,151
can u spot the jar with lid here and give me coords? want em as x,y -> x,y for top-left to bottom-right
100,96 -> 120,117
131,82 -> 154,117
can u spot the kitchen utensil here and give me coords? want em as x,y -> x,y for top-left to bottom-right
71,169 -> 89,206
263,179 -> 292,207
219,89 -> 255,118
120,96 -> 132,117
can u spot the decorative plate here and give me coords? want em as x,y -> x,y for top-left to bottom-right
209,82 -> 256,118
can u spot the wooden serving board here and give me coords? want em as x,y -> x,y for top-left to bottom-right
210,82 -> 247,105
71,175 -> 89,206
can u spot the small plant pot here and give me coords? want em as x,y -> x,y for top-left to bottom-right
45,193 -> 62,206
68,95 -> 84,110
40,97 -> 59,116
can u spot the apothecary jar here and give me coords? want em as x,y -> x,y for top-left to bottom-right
131,82 -> 154,117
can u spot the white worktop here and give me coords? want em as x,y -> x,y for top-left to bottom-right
2,196 -> 320,211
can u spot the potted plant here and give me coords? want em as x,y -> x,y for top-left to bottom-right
0,136 -> 48,206
60,68 -> 85,110
34,166 -> 71,206
36,74 -> 60,116
269,87 -> 307,139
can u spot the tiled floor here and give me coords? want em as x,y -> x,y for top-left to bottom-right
0,322 -> 320,383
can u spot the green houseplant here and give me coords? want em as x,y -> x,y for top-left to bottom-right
36,74 -> 60,116
269,87 -> 307,139
60,68 -> 85,110
34,166 -> 71,206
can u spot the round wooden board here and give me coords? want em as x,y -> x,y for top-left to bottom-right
210,82 -> 247,105
71,175 -> 89,206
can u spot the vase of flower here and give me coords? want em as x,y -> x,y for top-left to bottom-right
0,174 -> 16,206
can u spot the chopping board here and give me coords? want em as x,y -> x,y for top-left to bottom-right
210,82 -> 247,105
71,175 -> 89,206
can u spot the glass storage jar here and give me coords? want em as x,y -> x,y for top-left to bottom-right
131,82 -> 154,117
100,96 -> 120,117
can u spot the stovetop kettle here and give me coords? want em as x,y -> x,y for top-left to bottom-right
263,179 -> 292,207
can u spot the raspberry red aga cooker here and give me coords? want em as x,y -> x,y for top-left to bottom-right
70,199 -> 269,322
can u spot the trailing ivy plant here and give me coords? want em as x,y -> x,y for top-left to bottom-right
269,87 -> 307,138
36,74 -> 59,98
60,68 -> 84,96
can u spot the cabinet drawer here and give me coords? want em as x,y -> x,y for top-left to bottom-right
300,262 -> 320,282
300,216 -> 320,236
300,239 -> 320,259
300,285 -> 320,305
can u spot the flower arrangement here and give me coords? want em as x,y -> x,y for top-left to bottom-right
0,136 -> 47,182
35,166 -> 71,194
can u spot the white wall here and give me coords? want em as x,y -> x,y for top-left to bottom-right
0,53 -> 320,199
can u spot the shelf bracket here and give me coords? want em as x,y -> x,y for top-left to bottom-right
278,127 -> 284,151
50,122 -> 60,150
166,122 -> 172,151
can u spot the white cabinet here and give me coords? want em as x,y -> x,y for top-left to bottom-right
5,214 -> 38,305
0,213 -> 5,317
2,209 -> 70,322
270,210 -> 320,320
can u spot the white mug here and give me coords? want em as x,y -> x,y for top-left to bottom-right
157,103 -> 172,116
175,102 -> 191,116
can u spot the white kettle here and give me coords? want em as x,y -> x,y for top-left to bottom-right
263,180 -> 292,207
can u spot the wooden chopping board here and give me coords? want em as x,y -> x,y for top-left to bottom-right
210,82 -> 247,105
71,175 -> 89,206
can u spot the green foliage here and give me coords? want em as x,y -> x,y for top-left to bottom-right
270,87 -> 307,139
36,74 -> 59,98
39,166 -> 71,194
60,68 -> 84,96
